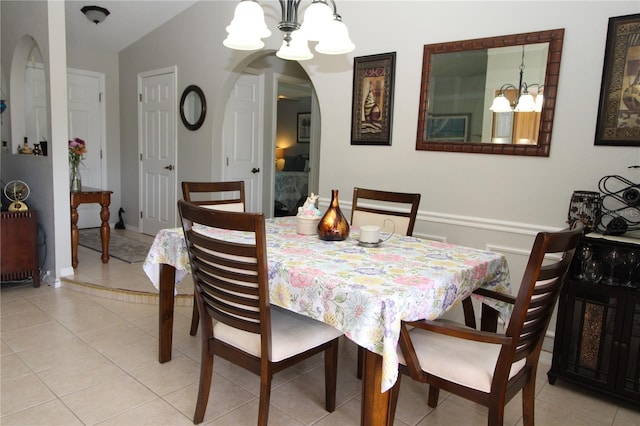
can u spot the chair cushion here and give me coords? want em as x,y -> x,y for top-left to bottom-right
397,325 -> 526,393
214,306 -> 342,362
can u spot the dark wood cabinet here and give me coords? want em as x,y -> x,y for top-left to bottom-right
548,234 -> 640,405
1,210 -> 40,287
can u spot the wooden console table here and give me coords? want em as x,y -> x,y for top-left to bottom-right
70,187 -> 113,268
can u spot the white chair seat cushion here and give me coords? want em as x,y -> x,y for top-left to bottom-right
213,306 -> 342,362
397,326 -> 526,393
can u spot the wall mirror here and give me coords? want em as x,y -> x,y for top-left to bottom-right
415,29 -> 564,156
180,85 -> 206,131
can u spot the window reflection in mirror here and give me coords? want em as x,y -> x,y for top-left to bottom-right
416,29 -> 564,157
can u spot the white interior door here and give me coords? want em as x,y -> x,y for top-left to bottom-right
68,69 -> 105,228
223,72 -> 263,213
139,68 -> 177,235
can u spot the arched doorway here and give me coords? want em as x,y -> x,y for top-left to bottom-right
222,53 -> 320,217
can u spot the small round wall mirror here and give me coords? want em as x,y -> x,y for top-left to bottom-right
180,85 -> 206,131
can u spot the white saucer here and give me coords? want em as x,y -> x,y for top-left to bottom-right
358,239 -> 383,248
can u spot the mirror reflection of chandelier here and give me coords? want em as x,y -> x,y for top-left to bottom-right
223,0 -> 355,61
489,45 -> 544,113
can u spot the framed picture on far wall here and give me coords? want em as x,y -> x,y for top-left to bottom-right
350,52 -> 396,146
594,13 -> 640,146
297,112 -> 311,143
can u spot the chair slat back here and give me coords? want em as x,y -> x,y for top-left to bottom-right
504,223 -> 583,365
351,187 -> 421,236
178,200 -> 269,336
182,181 -> 246,212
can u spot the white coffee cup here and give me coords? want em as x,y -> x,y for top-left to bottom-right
359,225 -> 381,243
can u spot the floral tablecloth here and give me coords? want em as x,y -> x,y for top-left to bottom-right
143,216 -> 511,392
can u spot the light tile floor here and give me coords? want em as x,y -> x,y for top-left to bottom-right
1,230 -> 639,425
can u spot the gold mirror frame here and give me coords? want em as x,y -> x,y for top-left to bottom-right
416,29 -> 564,156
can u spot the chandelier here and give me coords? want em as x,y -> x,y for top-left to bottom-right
223,0 -> 355,61
489,46 -> 544,113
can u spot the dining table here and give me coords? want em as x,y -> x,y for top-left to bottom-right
143,216 -> 512,426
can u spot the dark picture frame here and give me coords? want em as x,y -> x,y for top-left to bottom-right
297,112 -> 311,143
594,13 -> 640,146
350,52 -> 396,145
426,114 -> 470,142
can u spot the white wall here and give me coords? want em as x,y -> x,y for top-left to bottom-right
117,1 -> 639,345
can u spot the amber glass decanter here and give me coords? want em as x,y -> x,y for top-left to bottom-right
317,189 -> 350,241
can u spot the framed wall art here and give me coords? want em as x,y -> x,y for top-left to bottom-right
297,112 -> 311,143
594,13 -> 640,146
350,52 -> 396,146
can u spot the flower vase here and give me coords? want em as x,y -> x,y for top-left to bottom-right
317,189 -> 350,241
70,162 -> 82,192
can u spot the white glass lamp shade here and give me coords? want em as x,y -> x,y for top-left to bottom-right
514,93 -> 535,112
276,32 -> 313,61
489,94 -> 513,112
223,32 -> 265,50
299,1 -> 333,42
223,0 -> 271,51
315,18 -> 355,55
534,93 -> 544,112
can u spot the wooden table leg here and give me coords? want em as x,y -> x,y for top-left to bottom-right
71,205 -> 79,268
159,263 -> 176,363
99,202 -> 111,263
361,349 -> 394,426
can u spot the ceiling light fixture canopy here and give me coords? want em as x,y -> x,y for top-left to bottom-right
224,0 -> 355,61
81,5 -> 110,25
489,46 -> 544,113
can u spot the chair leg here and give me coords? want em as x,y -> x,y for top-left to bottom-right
487,406 -> 504,426
193,339 -> 214,424
190,303 -> 199,336
258,373 -> 272,426
522,377 -> 536,426
427,385 -> 440,408
356,346 -> 364,380
324,339 -> 339,412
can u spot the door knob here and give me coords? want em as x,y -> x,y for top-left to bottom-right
164,165 -> 174,170
251,167 -> 260,174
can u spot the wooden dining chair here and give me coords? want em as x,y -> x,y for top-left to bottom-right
351,187 -> 421,236
182,181 -> 246,335
352,187 -> 421,378
181,180 -> 245,212
390,222 -> 584,426
177,200 -> 342,425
